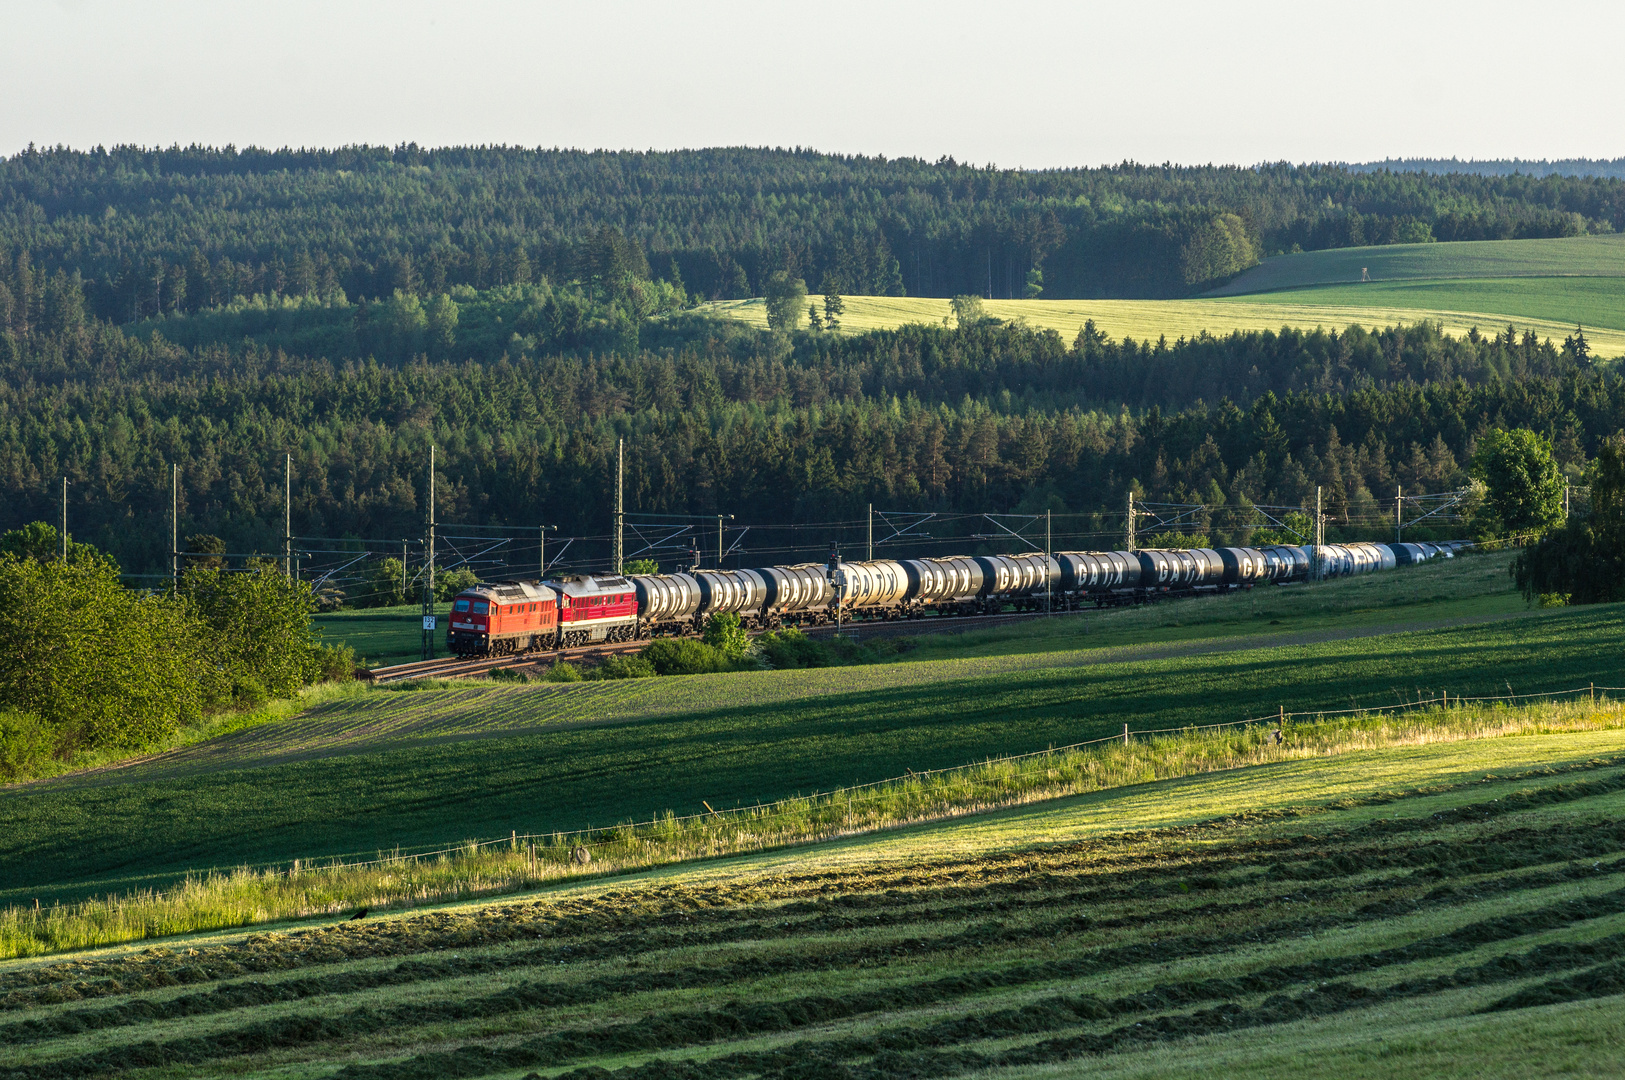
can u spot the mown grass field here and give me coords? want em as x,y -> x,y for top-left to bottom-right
3,729 -> 1624,1078
3,555 -> 1616,912
707,233 -> 1625,356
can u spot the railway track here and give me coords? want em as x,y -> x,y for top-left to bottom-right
362,607 -> 1090,683
363,640 -> 646,684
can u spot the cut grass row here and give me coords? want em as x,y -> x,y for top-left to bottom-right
1,695 -> 1621,960
3,732 -> 1625,1077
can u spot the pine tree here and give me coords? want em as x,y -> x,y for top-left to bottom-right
822,285 -> 843,331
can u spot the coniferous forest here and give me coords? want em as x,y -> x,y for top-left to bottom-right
0,146 -> 1622,577
5,145 -> 1623,307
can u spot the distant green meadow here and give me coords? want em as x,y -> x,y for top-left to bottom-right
1209,233 -> 1625,295
1209,233 -> 1625,337
1226,276 -> 1625,335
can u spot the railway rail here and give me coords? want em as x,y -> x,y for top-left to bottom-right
362,640 -> 646,684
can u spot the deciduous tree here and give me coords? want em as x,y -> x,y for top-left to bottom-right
1471,428 -> 1566,539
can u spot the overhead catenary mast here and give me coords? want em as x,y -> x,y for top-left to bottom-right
422,445 -> 436,660
171,464 -> 179,591
284,454 -> 292,578
613,437 -> 624,575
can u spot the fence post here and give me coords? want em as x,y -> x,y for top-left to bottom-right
1278,705 -> 1284,727
1591,683 -> 1596,704
1123,724 -> 1129,746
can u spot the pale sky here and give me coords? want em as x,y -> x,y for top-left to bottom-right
3,0 -> 1621,167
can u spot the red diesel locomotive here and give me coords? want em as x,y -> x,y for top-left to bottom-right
447,574 -> 637,656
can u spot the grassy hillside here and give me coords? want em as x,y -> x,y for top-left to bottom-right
1229,277 -> 1625,335
6,556 -> 1616,911
3,728 -> 1624,1078
705,291 -> 1625,357
706,234 -> 1625,355
1205,233 -> 1625,343
1209,233 -> 1625,294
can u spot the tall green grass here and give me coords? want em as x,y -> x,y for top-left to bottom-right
3,693 -> 1619,960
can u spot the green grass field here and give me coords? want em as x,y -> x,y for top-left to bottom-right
706,233 -> 1625,356
317,602 -> 452,667
5,555 -> 1617,913
3,728 -> 1624,1078
1228,277 -> 1625,336
1209,233 -> 1625,295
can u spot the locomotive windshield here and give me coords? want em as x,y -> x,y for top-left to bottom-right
453,599 -> 470,612
472,601 -> 489,614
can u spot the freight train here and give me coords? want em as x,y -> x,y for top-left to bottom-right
445,540 -> 1466,657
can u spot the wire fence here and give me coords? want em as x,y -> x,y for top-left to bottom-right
193,678 -> 1625,882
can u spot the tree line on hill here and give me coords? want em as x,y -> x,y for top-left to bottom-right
0,286 -> 1612,576
0,524 -> 349,780
3,146 -> 1621,312
1352,158 -> 1625,180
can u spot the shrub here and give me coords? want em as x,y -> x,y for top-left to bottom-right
542,662 -> 582,682
314,643 -> 356,682
642,637 -> 731,675
0,710 -> 56,780
754,627 -> 833,669
590,653 -> 657,680
230,676 -> 269,710
755,627 -> 915,669
1143,530 -> 1212,549
179,567 -> 322,701
434,567 -> 478,601
702,612 -> 750,659
0,552 -> 200,750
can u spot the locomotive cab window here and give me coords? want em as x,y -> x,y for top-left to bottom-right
453,599 -> 470,612
472,601 -> 489,614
